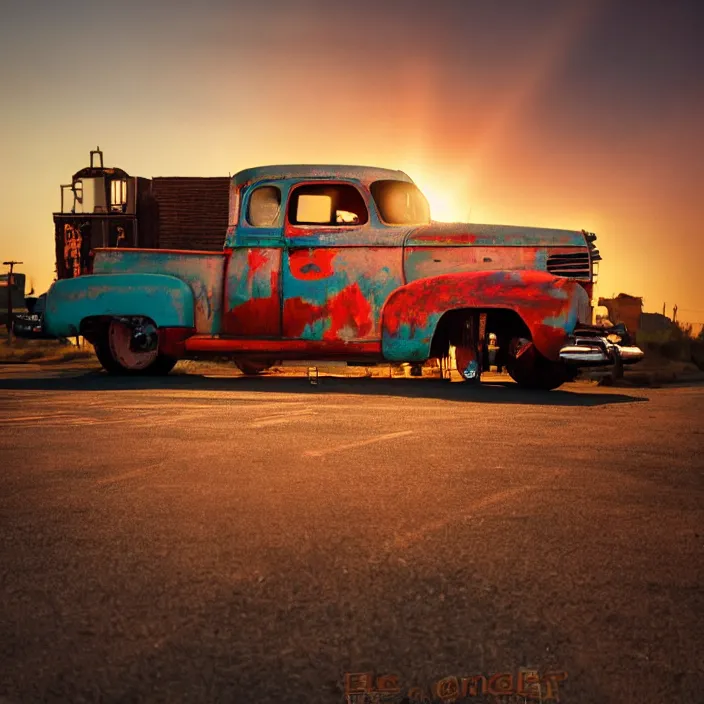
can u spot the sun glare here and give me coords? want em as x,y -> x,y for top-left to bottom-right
422,183 -> 467,223
406,168 -> 473,223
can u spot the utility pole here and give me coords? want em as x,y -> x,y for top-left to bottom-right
3,261 -> 23,342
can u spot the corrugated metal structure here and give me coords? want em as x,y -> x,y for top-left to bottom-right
53,149 -> 229,280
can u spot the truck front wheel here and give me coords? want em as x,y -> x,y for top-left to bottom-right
94,319 -> 176,376
506,337 -> 573,391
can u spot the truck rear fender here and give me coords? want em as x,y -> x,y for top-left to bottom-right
380,270 -> 591,362
44,274 -> 196,339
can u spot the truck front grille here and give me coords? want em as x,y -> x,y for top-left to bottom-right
547,251 -> 591,279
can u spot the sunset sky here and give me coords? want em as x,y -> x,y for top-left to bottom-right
0,0 -> 702,325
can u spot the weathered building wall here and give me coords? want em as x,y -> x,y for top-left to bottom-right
134,177 -> 160,249
598,293 -> 643,333
52,151 -> 231,281
54,219 -> 95,279
150,177 -> 230,251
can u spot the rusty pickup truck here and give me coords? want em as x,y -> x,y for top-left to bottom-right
38,164 -> 643,389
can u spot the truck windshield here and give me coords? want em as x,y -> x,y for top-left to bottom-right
370,180 -> 431,225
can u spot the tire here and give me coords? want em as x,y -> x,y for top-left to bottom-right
235,360 -> 273,376
147,355 -> 178,375
506,337 -> 571,391
94,319 -> 177,376
94,339 -> 127,375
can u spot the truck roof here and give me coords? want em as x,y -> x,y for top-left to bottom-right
232,164 -> 413,188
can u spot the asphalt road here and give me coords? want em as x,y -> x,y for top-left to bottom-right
0,365 -> 702,704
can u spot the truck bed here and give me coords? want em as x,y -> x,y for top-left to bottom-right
93,248 -> 226,334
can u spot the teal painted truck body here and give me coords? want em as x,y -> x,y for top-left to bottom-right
44,273 -> 195,338
92,249 -> 226,334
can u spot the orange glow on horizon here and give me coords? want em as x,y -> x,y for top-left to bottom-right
421,181 -> 468,223
408,167 -> 474,224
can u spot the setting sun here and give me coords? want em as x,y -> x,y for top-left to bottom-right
407,169 -> 473,223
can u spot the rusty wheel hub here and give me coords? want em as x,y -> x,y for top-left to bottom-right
108,319 -> 159,370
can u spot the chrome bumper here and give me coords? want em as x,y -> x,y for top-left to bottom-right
11,313 -> 56,340
559,331 -> 644,367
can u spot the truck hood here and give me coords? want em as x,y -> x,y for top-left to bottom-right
404,222 -> 587,248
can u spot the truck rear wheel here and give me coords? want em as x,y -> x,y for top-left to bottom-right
94,319 -> 176,376
506,337 -> 572,390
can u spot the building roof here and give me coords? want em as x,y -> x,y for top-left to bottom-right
232,164 -> 413,188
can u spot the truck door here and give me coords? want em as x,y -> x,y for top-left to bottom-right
221,184 -> 284,337
282,181 -> 404,342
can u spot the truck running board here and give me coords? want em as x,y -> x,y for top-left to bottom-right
184,336 -> 382,359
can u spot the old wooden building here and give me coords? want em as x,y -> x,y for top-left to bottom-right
597,293 -> 643,334
54,148 -> 229,279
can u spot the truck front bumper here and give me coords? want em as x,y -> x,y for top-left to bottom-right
558,326 -> 644,367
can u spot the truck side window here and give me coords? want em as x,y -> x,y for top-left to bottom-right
247,186 -> 282,227
288,184 -> 368,226
370,180 -> 431,225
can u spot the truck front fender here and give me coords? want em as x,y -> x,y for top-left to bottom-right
44,274 -> 196,338
381,270 -> 591,362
